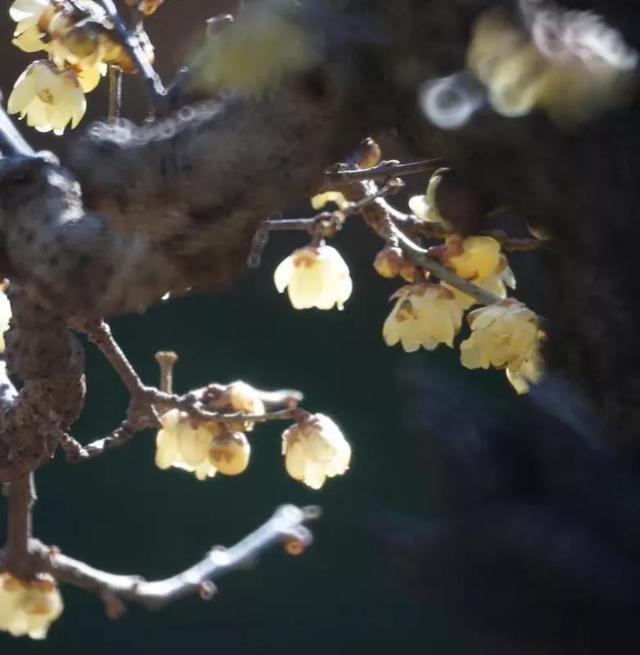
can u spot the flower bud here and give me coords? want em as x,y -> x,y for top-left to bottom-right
209,431 -> 251,476
373,246 -> 404,279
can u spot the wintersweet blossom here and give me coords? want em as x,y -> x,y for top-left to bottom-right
9,0 -> 51,26
460,299 -> 543,393
446,236 -> 501,281
408,168 -> 453,229
210,381 -> 265,431
281,414 -> 351,490
155,410 -> 219,480
8,61 -> 85,134
10,0 -> 67,54
155,410 -> 252,479
383,283 -> 464,352
311,191 -> 350,211
445,254 -> 516,311
0,573 -> 63,640
274,244 -> 353,310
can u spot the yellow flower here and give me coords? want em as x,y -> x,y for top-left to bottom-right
383,283 -> 463,352
467,9 -> 638,125
12,24 -> 46,52
155,410 -> 252,479
9,0 -> 51,26
505,353 -> 543,394
155,409 -> 219,480
10,0 -> 61,54
74,62 -> 107,93
210,381 -> 265,431
274,244 -> 353,310
444,254 -> 516,311
311,191 -> 350,211
446,236 -> 501,280
281,413 -> 351,490
408,168 -> 453,229
8,61 -> 86,135
209,431 -> 251,476
460,299 -> 543,393
0,573 -> 63,640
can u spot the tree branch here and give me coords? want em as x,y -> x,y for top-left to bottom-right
33,504 -> 319,610
1,473 -> 35,579
81,320 -> 146,396
324,158 -> 443,183
97,0 -> 166,110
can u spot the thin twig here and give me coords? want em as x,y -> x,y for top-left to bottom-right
389,207 -> 545,252
248,182 -> 402,267
353,186 -> 502,306
108,66 -> 123,119
251,387 -> 303,407
81,320 -> 146,396
152,392 -> 304,425
324,158 -> 443,183
97,0 -> 166,110
32,505 -> 319,610
62,422 -> 139,462
389,221 -> 501,305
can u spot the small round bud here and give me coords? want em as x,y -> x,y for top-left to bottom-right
284,539 -> 306,556
209,431 -> 251,476
373,246 -> 404,279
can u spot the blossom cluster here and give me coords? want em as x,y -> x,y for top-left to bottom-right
155,382 -> 351,490
7,0 -> 154,134
466,8 -> 638,125
0,573 -> 63,640
271,172 -> 544,394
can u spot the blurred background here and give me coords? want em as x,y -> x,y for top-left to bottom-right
0,1 -> 539,653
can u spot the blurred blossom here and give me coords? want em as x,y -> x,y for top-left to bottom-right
467,8 -> 639,125
311,191 -> 350,211
0,573 -> 63,640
